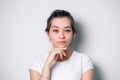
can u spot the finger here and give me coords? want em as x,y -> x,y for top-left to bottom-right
60,53 -> 63,59
60,47 -> 67,50
55,54 -> 59,61
61,50 -> 66,56
55,48 -> 66,56
55,48 -> 66,50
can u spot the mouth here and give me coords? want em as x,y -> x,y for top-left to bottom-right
57,41 -> 66,44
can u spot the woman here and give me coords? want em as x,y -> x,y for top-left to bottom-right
29,9 -> 94,80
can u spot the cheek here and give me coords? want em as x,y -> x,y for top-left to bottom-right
67,34 -> 73,41
49,35 -> 57,41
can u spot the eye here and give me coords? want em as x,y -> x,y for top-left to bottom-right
65,29 -> 71,32
53,29 -> 59,33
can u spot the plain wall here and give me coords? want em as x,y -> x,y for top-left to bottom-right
0,0 -> 120,80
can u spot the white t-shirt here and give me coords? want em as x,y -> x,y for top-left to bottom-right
29,51 -> 94,80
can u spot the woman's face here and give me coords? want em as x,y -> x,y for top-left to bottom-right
48,17 -> 73,48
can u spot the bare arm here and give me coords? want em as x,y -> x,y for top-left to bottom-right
29,48 -> 66,80
81,69 -> 94,80
29,62 -> 51,80
29,57 -> 53,80
29,70 -> 40,80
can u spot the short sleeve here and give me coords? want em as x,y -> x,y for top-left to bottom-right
82,55 -> 94,73
29,56 -> 42,74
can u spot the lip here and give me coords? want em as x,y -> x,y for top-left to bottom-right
57,41 -> 66,44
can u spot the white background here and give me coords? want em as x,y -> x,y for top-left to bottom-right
0,0 -> 120,80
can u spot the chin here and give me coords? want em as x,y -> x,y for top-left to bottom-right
56,45 -> 68,48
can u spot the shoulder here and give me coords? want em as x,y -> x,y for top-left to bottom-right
33,52 -> 48,63
29,51 -> 49,74
73,51 -> 94,73
73,51 -> 92,60
29,51 -> 49,67
72,51 -> 93,65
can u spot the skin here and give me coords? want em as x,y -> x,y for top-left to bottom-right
29,17 -> 94,80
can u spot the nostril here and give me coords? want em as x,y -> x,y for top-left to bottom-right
59,34 -> 65,39
59,31 -> 65,39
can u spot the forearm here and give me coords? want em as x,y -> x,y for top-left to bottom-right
40,48 -> 65,80
40,61 -> 51,80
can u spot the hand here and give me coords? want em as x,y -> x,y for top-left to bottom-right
46,48 -> 67,65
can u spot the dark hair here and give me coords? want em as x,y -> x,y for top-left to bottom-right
45,9 -> 77,34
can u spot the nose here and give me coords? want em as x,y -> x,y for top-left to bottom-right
59,31 -> 65,39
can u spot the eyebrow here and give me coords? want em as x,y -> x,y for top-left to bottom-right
65,26 -> 71,28
51,26 -> 71,28
51,26 -> 59,28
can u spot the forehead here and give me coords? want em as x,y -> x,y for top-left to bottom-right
51,17 -> 71,28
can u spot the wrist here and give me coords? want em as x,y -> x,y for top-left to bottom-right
44,60 -> 52,67
41,74 -> 49,80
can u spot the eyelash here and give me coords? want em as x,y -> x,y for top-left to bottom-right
53,30 -> 59,32
65,29 -> 71,32
52,29 -> 71,33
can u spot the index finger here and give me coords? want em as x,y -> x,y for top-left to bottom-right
60,47 -> 67,50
